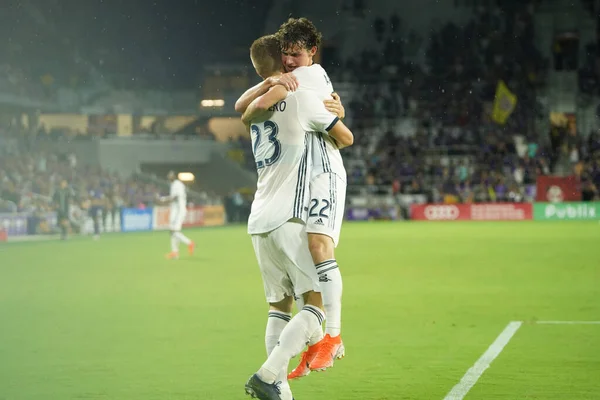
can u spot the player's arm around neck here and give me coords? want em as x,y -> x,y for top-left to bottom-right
235,73 -> 298,113
235,79 -> 273,113
241,85 -> 288,125
328,120 -> 354,149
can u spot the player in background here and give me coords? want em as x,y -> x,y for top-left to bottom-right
236,17 -> 349,378
156,171 -> 195,260
103,185 -> 117,232
241,35 -> 353,400
88,188 -> 105,240
53,179 -> 73,240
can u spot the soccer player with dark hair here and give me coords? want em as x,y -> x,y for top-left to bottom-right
276,16 -> 348,378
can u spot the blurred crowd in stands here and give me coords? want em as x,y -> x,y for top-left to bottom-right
0,138 -> 164,219
1,123 -> 231,235
1,0 -> 600,225
323,0 -> 600,203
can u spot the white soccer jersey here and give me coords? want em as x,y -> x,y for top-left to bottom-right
247,89 -> 339,235
293,64 -> 347,182
169,179 -> 187,213
292,63 -> 334,100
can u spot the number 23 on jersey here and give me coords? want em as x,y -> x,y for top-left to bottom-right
251,121 -> 281,170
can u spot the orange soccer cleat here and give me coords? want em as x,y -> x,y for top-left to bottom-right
309,334 -> 345,372
188,241 -> 195,256
287,342 -> 321,380
165,251 -> 179,260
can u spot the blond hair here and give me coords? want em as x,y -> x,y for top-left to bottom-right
250,34 -> 281,78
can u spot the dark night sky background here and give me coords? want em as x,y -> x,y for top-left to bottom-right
3,0 -> 274,88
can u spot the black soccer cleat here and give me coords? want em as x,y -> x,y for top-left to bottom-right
244,374 -> 282,400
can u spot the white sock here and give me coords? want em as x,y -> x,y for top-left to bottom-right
174,231 -> 191,245
294,293 -> 323,345
316,260 -> 343,337
308,324 -> 324,346
258,305 -> 325,383
170,234 -> 179,252
265,311 -> 290,355
265,311 -> 292,386
279,380 -> 293,400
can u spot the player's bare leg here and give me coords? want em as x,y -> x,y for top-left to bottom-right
306,233 -> 344,371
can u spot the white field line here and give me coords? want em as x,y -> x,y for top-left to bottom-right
443,321 -> 522,400
443,320 -> 600,399
536,320 -> 600,325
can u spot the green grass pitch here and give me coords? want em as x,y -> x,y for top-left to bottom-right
1,221 -> 599,399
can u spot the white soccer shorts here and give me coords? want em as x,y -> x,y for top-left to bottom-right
169,209 -> 187,231
251,219 -> 321,304
306,172 -> 346,247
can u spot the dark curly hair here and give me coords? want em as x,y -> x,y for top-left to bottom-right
277,17 -> 322,51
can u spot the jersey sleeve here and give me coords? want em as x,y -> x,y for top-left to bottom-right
295,90 -> 340,133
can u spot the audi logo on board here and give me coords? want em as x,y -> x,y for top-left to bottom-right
424,205 -> 460,220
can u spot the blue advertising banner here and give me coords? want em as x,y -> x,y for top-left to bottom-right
0,213 -> 29,236
120,208 -> 154,232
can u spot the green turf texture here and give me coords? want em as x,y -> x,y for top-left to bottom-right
0,221 -> 598,399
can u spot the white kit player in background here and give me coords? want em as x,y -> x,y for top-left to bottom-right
239,35 -> 353,400
156,171 -> 195,260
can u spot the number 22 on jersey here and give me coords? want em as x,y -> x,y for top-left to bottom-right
251,121 -> 281,170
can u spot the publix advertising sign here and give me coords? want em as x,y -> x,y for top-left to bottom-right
534,202 -> 600,221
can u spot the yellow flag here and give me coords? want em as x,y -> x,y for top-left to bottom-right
491,80 -> 517,125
